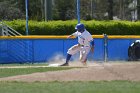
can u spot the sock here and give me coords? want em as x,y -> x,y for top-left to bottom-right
66,54 -> 72,63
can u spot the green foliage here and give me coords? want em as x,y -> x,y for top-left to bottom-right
4,20 -> 140,35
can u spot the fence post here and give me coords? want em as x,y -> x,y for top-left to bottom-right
104,34 -> 108,62
77,0 -> 80,23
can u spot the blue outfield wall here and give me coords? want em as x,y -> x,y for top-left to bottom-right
107,39 -> 136,61
0,35 -> 140,63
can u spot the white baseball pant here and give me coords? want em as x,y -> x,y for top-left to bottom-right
67,44 -> 91,62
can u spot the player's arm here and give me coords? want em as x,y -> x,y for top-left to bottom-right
67,34 -> 74,38
67,31 -> 78,39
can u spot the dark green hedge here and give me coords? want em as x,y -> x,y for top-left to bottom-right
4,20 -> 140,35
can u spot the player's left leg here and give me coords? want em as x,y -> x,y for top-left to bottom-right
60,54 -> 72,66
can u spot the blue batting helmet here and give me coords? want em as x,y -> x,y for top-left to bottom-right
75,23 -> 85,32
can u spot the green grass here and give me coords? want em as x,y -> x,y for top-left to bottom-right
0,67 -> 74,78
0,81 -> 140,93
0,63 -> 49,67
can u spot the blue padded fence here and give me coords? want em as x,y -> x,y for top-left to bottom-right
0,35 -> 139,63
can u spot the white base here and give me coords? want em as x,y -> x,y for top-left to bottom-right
48,63 -> 60,67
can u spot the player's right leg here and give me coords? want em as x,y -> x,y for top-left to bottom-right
80,51 -> 87,65
60,44 -> 80,66
79,46 -> 91,65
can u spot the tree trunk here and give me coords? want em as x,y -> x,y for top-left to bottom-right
137,0 -> 140,20
44,0 -> 52,21
108,0 -> 113,20
41,0 -> 44,19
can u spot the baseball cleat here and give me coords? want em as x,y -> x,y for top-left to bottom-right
82,61 -> 87,66
60,63 -> 69,66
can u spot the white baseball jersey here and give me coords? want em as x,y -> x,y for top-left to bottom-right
72,30 -> 93,46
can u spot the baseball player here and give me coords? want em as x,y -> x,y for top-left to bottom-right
60,23 -> 94,66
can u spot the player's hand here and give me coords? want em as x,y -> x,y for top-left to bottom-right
67,35 -> 71,38
67,35 -> 74,39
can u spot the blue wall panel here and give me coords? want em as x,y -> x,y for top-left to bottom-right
0,38 -> 138,63
92,39 -> 104,61
107,39 -> 131,60
33,39 -> 64,62
6,40 -> 33,63
0,40 -> 8,63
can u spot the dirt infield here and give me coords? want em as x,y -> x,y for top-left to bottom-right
0,62 -> 140,82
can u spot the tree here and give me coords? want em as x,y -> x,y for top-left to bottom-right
137,0 -> 140,20
44,0 -> 52,21
108,0 -> 113,20
81,0 -> 92,20
0,0 -> 139,21
53,0 -> 75,20
0,0 -> 24,20
28,0 -> 42,20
